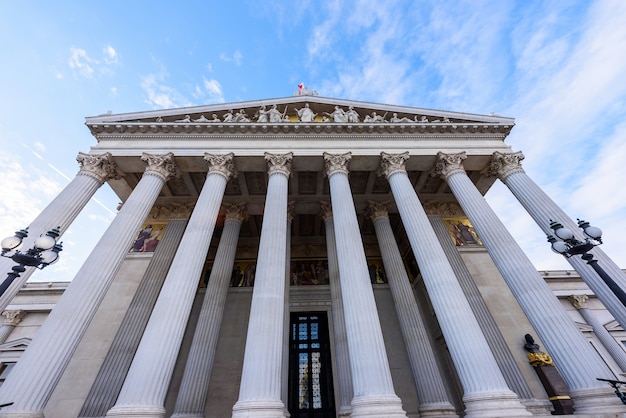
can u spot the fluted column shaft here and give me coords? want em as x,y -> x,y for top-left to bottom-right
172,203 -> 245,418
320,202 -> 353,417
568,295 -> 626,372
0,153 -> 175,418
490,151 -> 626,329
368,202 -> 458,418
0,310 -> 26,343
323,152 -> 407,418
281,203 -> 294,415
379,152 -> 528,418
435,151 -> 624,414
232,152 -> 292,418
0,152 -> 117,312
107,153 -> 235,418
79,218 -> 188,418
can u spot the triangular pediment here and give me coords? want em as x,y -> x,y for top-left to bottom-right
0,337 -> 31,353
85,95 -> 514,137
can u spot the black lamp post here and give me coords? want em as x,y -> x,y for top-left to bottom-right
547,219 -> 626,308
0,226 -> 63,297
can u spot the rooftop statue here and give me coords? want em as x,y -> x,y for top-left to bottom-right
234,109 -> 250,122
346,106 -> 360,123
222,110 -> 235,123
390,113 -> 413,123
268,104 -> 286,123
175,115 -> 191,123
295,103 -> 316,122
364,111 -> 386,123
324,106 -> 347,122
255,106 -> 268,123
193,114 -> 210,123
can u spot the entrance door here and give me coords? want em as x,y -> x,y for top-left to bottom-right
288,312 -> 336,418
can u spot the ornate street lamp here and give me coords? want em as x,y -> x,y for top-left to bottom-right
547,219 -> 626,308
0,227 -> 63,297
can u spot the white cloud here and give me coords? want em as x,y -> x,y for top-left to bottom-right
219,50 -> 243,66
103,45 -> 118,64
68,47 -> 95,78
203,78 -> 224,103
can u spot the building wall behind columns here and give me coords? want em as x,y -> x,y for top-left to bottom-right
43,254 -> 152,417
373,286 -> 420,418
457,247 -> 548,399
204,288 -> 253,418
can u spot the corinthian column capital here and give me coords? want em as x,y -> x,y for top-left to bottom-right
488,151 -> 525,179
77,152 -> 119,182
568,294 -> 589,309
223,202 -> 247,224
323,152 -> 351,177
265,152 -> 293,177
2,310 -> 26,326
205,152 -> 237,180
431,151 -> 467,179
141,152 -> 177,181
379,151 -> 409,178
319,201 -> 333,221
367,201 -> 391,222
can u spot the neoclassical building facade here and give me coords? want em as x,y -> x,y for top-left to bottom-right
0,95 -> 626,418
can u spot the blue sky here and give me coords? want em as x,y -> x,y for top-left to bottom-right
1,0 -> 625,283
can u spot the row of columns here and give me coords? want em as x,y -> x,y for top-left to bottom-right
0,149 -> 625,417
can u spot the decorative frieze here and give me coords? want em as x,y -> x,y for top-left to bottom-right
77,152 -> 119,182
148,203 -> 194,221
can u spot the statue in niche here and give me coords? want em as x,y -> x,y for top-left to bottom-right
390,113 -> 412,123
255,105 -> 268,123
364,111 -> 386,123
295,103 -> 316,122
325,106 -> 347,122
346,106 -> 360,123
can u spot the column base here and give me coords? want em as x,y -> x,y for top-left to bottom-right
231,399 -> 287,418
170,413 -> 204,418
0,412 -> 44,418
418,401 -> 459,417
570,386 -> 626,414
337,406 -> 352,417
105,405 -> 166,418
350,394 -> 407,417
519,397 -> 554,416
462,390 -> 531,418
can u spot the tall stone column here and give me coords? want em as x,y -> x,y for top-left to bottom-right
232,152 -> 292,418
0,310 -> 26,343
319,201 -> 353,418
281,202 -> 294,415
489,151 -> 626,329
0,152 -> 118,312
79,212 -> 190,418
380,152 -> 530,418
568,294 -> 626,372
0,153 -> 176,418
433,151 -> 624,414
368,201 -> 458,418
323,152 -> 407,418
171,202 -> 246,418
107,153 -> 236,418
